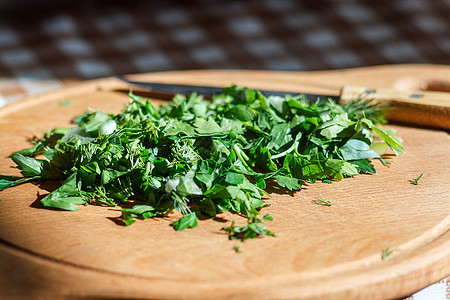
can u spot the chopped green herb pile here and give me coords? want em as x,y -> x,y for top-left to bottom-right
0,85 -> 404,243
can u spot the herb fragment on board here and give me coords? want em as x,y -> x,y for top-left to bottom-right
410,173 -> 424,185
381,247 -> 395,259
0,175 -> 39,191
0,85 -> 405,245
312,197 -> 332,206
59,100 -> 73,106
225,214 -> 275,242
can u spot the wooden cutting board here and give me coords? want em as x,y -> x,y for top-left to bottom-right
0,65 -> 449,300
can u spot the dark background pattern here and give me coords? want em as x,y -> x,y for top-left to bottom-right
0,0 -> 449,80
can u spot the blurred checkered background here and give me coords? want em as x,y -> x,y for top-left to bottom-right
0,0 -> 449,106
1,0 -> 450,75
0,0 -> 449,298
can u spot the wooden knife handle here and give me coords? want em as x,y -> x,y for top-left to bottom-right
339,85 -> 450,129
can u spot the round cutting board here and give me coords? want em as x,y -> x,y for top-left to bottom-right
0,65 -> 449,300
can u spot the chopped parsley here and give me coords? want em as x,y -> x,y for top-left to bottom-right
0,85 -> 404,244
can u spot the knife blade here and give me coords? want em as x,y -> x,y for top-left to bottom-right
116,76 -> 450,129
115,76 -> 340,103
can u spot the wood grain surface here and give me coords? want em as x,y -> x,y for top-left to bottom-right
0,65 -> 449,300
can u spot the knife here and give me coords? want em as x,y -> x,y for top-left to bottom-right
116,76 -> 450,130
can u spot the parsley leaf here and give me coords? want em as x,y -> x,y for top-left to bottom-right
274,175 -> 303,190
11,154 -> 51,178
40,173 -> 85,211
172,212 -> 198,231
0,175 -> 39,191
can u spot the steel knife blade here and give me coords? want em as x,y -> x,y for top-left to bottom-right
115,76 -> 340,103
